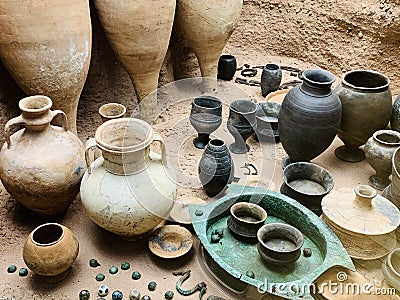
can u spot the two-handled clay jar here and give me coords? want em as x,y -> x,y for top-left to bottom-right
0,96 -> 85,216
80,118 -> 177,240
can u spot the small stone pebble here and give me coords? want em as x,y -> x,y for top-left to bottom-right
90,258 -> 101,267
18,268 -> 28,277
148,281 -> 157,291
165,291 -> 174,299
109,266 -> 118,274
129,289 -> 140,300
141,296 -> 151,300
96,273 -> 105,281
121,262 -> 130,270
98,284 -> 109,297
303,248 -> 312,257
132,271 -> 141,280
112,290 -> 123,300
7,265 -> 17,273
79,290 -> 91,300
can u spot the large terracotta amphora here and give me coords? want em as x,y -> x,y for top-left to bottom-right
93,0 -> 176,122
173,0 -> 243,85
0,0 -> 92,134
80,118 -> 177,240
0,96 -> 86,216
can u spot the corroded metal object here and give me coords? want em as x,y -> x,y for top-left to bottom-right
189,184 -> 355,300
173,270 -> 207,299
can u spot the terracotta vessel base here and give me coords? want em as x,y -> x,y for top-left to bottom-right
334,146 -> 365,163
37,269 -> 70,283
369,175 -> 391,191
193,136 -> 210,149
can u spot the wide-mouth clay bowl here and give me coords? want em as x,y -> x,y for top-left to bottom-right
257,222 -> 304,265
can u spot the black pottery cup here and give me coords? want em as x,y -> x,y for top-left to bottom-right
280,162 -> 334,215
257,223 -> 304,265
189,96 -> 222,149
255,102 -> 281,143
261,64 -> 282,97
218,55 -> 237,81
227,100 -> 257,154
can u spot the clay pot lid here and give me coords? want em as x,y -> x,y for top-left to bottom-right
169,197 -> 206,224
321,185 -> 400,235
148,225 -> 193,259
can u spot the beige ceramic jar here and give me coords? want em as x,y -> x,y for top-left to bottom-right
80,118 -> 177,240
23,223 -> 79,282
0,0 -> 92,134
0,96 -> 86,216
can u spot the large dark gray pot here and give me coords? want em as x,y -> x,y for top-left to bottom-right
335,70 -> 392,163
198,139 -> 234,197
278,69 -> 342,167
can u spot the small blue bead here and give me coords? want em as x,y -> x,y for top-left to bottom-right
112,290 -> 123,300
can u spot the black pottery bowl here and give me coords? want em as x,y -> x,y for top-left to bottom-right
257,223 -> 304,265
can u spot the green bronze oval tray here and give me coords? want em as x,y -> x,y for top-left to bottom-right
190,185 -> 355,300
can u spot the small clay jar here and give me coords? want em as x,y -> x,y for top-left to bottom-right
217,54 -> 237,81
198,139 -> 234,197
23,223 -> 79,282
98,103 -> 126,122
364,129 -> 400,190
261,64 -> 282,97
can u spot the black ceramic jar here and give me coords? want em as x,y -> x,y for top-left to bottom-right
198,139 -> 234,197
278,69 -> 342,167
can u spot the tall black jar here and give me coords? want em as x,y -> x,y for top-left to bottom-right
278,69 -> 342,167
198,139 -> 234,197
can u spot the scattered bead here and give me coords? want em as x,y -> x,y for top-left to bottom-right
303,248 -> 312,257
98,284 -> 109,297
7,265 -> 17,273
129,290 -> 140,300
109,266 -> 118,274
90,258 -> 101,267
246,271 -> 255,279
141,296 -> 151,300
165,291 -> 174,299
112,290 -> 123,300
215,228 -> 224,236
195,210 -> 203,216
79,290 -> 91,300
18,268 -> 28,277
96,273 -> 105,281
132,271 -> 141,280
148,281 -> 157,291
121,262 -> 130,270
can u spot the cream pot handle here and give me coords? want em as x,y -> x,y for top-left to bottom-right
152,132 -> 167,165
4,115 -> 25,147
85,138 -> 97,174
50,110 -> 68,131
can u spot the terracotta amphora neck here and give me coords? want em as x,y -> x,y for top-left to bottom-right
19,95 -> 53,131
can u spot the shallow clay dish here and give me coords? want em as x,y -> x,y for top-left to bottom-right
149,225 -> 193,259
169,196 -> 206,224
265,88 -> 291,104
